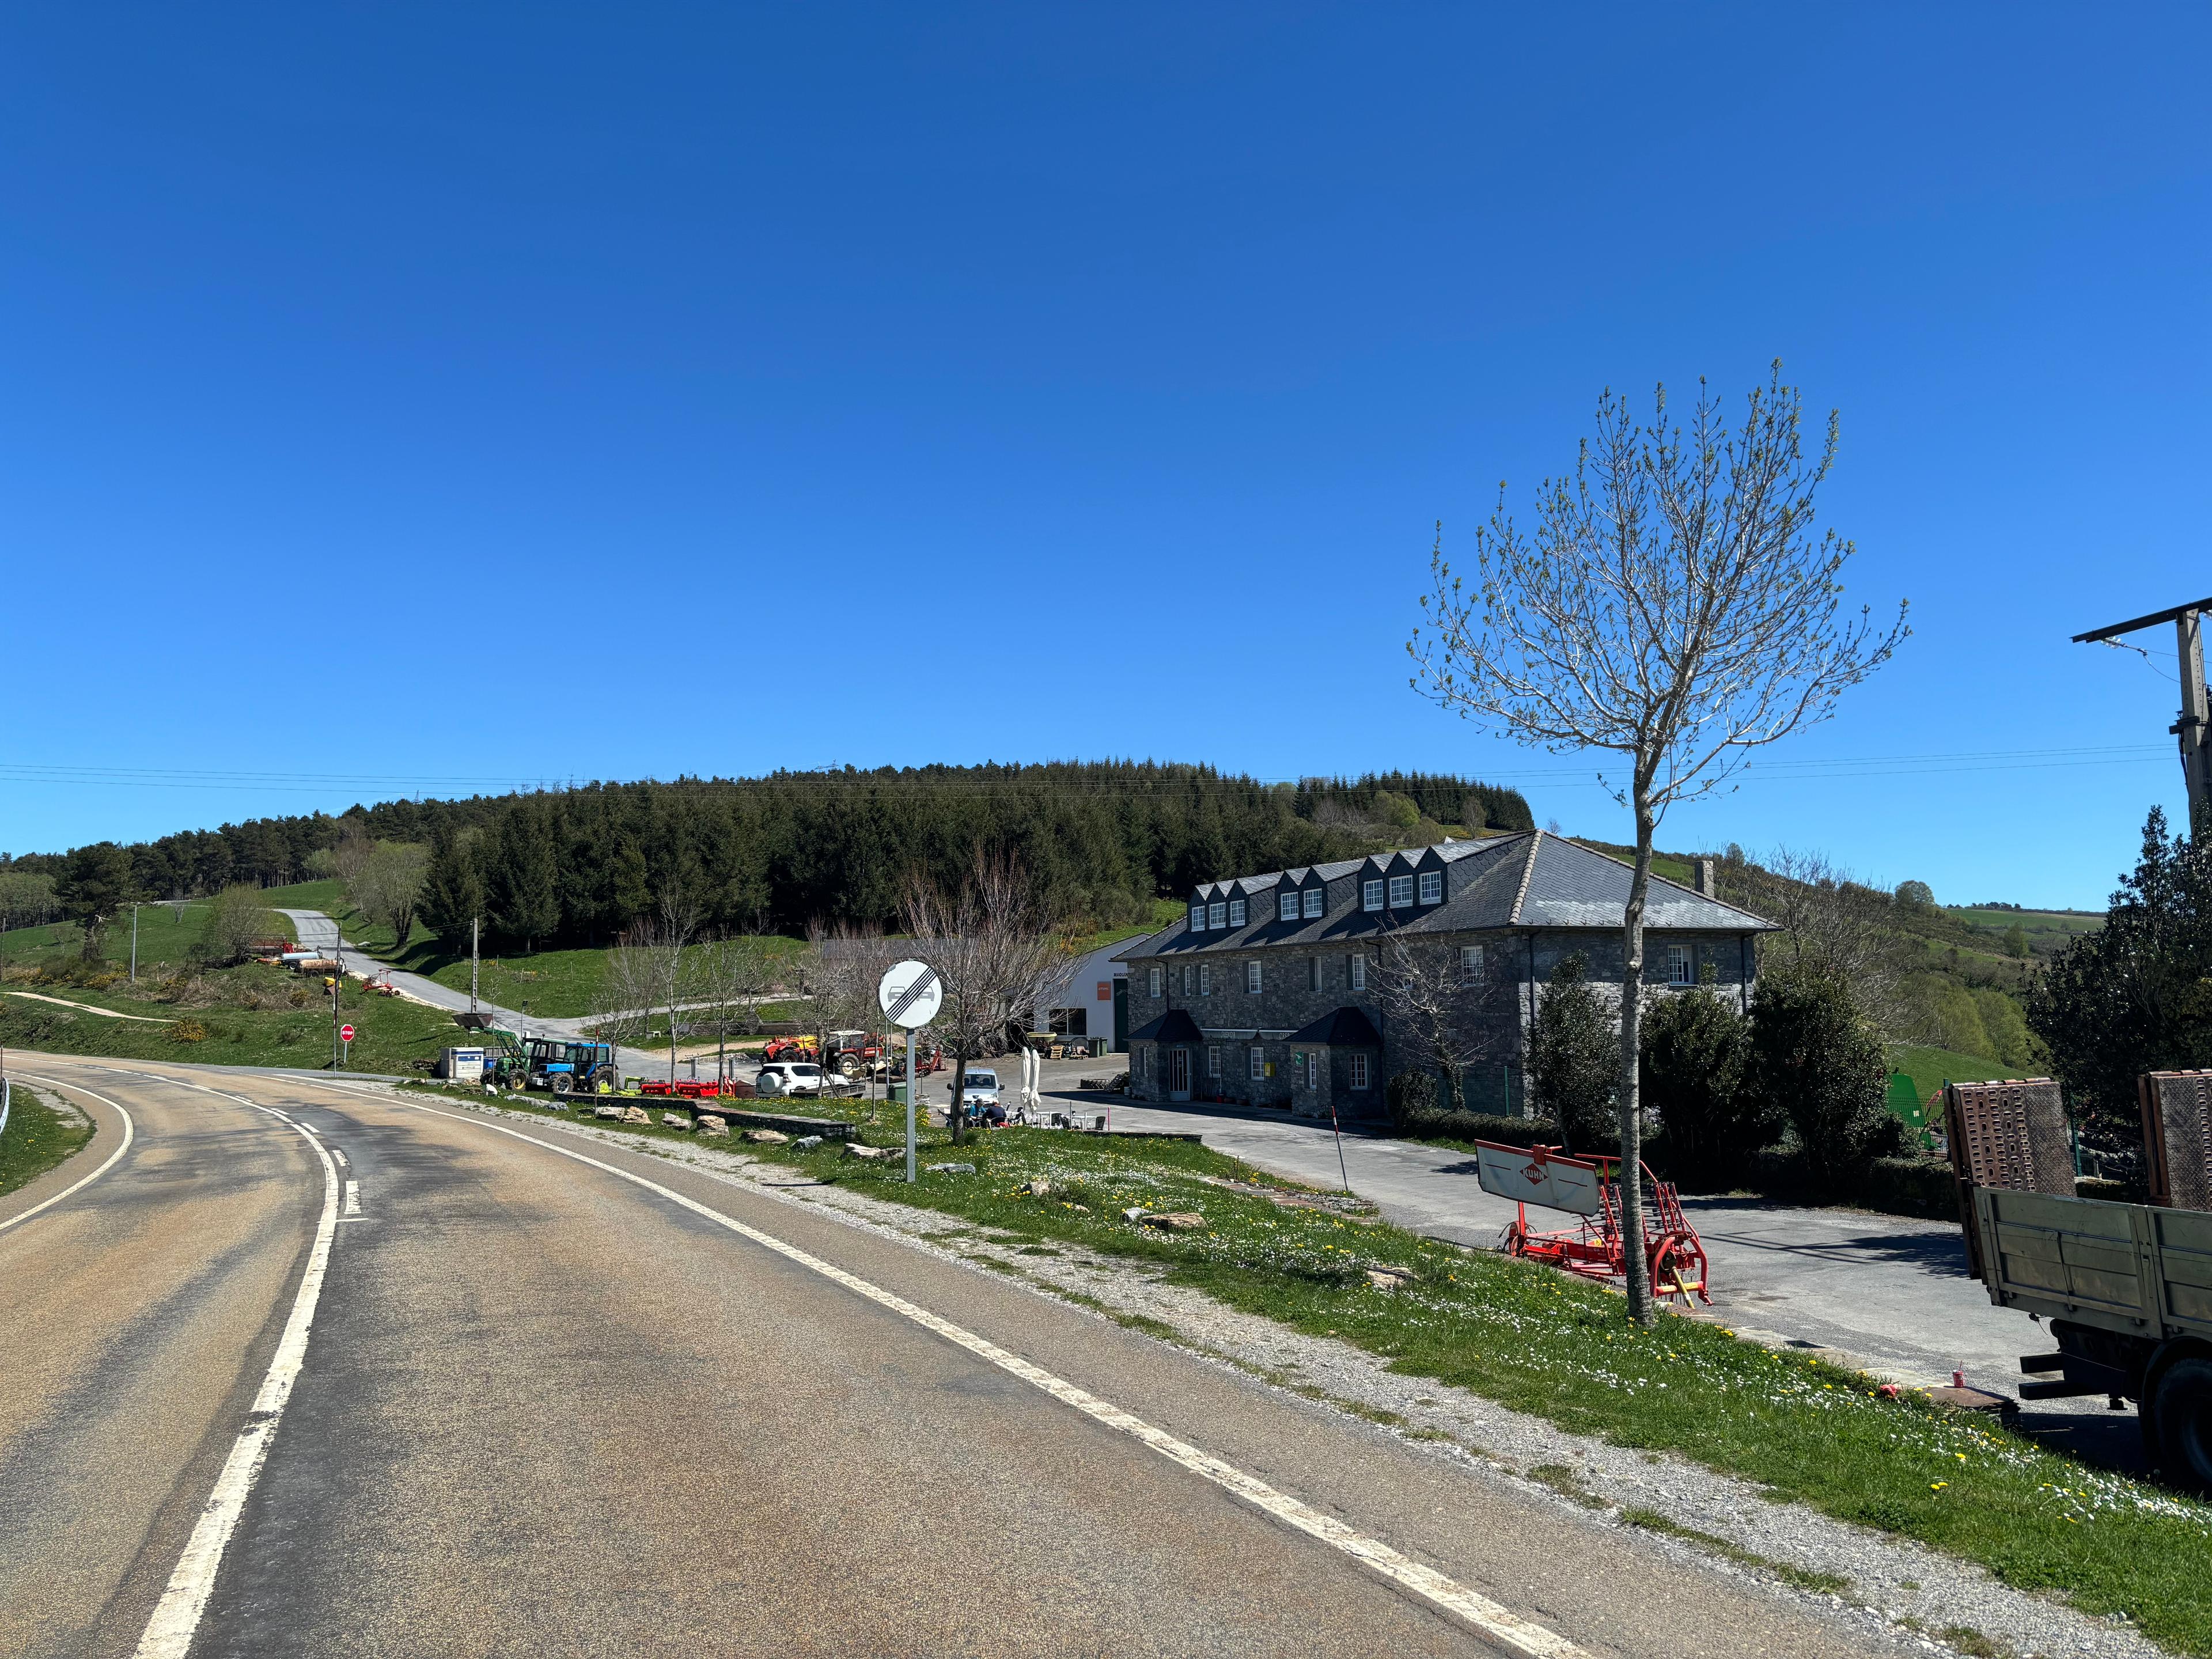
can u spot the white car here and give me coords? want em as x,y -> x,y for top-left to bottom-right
755,1061 -> 828,1098
950,1069 -> 1003,1121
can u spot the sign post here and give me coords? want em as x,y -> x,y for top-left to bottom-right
878,960 -> 942,1184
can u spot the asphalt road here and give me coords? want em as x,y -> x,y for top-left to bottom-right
0,1055 -> 1904,1658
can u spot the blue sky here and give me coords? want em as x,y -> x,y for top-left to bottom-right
2,4 -> 2204,909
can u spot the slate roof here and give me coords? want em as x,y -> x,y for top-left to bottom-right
1288,1006 -> 1382,1047
1112,832 -> 1773,961
1128,1009 -> 1204,1044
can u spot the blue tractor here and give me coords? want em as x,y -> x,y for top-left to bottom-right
524,1037 -> 618,1099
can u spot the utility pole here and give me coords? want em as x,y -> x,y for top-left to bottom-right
470,916 -> 480,1014
129,904 -> 139,984
2075,594 -> 2212,831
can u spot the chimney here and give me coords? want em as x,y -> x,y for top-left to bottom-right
1694,858 -> 1716,897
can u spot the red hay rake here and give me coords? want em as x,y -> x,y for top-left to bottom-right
1474,1141 -> 1711,1307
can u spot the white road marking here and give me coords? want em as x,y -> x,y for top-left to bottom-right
366,1088 -> 1585,1658
331,1147 -> 348,1168
3,1076 -> 137,1234
61,1071 -> 347,1659
343,1180 -> 362,1215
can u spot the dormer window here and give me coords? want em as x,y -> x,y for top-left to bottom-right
1302,888 -> 1323,919
1388,874 -> 1414,908
1419,870 -> 1442,904
1228,898 -> 1246,927
1362,879 -> 1384,912
1278,891 -> 1299,922
1208,902 -> 1226,929
1190,904 -> 1205,931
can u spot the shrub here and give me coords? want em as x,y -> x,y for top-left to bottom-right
1862,1155 -> 1956,1219
1746,967 -> 1900,1194
1528,953 -> 1616,1155
1397,1105 -> 1564,1149
1638,981 -> 1769,1185
166,1019 -> 207,1043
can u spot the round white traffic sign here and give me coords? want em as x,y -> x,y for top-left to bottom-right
877,960 -> 942,1029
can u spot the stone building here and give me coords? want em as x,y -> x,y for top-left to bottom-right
1113,832 -> 1772,1120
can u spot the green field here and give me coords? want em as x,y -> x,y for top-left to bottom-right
0,960 -> 467,1074
1891,1043 -> 2039,1105
1941,906 -> 2103,957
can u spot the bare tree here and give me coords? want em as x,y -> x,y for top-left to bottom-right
591,894 -> 698,1082
803,922 -> 899,1107
1375,931 -> 1508,1116
691,933 -> 782,1084
1410,367 -> 1907,1324
1719,847 -> 1913,1035
904,850 -> 1071,1146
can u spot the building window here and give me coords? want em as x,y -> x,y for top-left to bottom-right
1388,873 -> 1414,908
1308,956 -> 1320,991
1148,967 -> 1162,998
1362,879 -> 1384,911
1279,890 -> 1299,922
1198,964 -> 1213,997
1208,1046 -> 1221,1078
1246,959 -> 1263,994
1249,1047 -> 1266,1081
1419,870 -> 1442,904
1190,904 -> 1205,931
1303,887 -> 1323,919
1349,953 -> 1367,992
1668,945 -> 1693,985
1209,902 -> 1226,930
1181,965 -> 1193,995
1460,944 -> 1484,984
1350,1053 -> 1371,1090
1228,897 -> 1247,927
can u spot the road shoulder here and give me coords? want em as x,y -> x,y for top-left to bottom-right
335,1081 -> 2169,1659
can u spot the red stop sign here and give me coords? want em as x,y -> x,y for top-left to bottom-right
339,1024 -> 356,1043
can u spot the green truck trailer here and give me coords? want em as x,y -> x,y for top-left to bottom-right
1951,1076 -> 2212,1493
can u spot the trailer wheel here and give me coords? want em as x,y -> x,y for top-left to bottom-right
2152,1357 -> 2212,1495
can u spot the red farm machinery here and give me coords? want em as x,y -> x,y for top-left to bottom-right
1474,1141 -> 1711,1308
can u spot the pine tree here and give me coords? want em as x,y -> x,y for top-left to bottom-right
418,828 -> 486,946
491,806 -> 560,950
55,842 -> 137,960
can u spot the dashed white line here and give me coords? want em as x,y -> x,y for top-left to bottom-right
331,1147 -> 349,1168
342,1180 -> 362,1216
359,1086 -> 1585,1658
3,1075 -> 137,1234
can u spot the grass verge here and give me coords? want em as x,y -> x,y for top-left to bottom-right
0,1085 -> 96,1196
764,1120 -> 2203,1650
